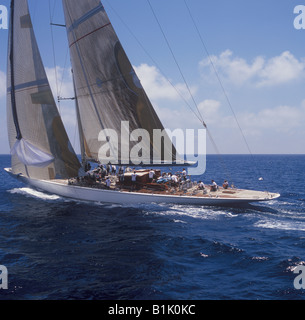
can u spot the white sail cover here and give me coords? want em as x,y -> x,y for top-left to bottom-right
11,139 -> 54,168
7,0 -> 82,180
62,0 -> 180,165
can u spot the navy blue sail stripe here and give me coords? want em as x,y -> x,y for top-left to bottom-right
7,78 -> 49,93
68,3 -> 105,33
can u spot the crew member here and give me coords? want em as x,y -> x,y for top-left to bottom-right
149,169 -> 155,182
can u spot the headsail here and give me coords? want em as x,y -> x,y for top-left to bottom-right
7,0 -> 82,180
62,0 -> 181,165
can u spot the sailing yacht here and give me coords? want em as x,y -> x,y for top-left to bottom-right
4,0 -> 280,206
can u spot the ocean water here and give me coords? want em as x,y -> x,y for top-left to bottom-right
0,154 -> 304,300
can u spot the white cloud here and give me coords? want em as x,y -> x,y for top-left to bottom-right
45,66 -> 74,100
198,99 -> 221,123
134,63 -> 197,101
200,50 -> 264,86
192,101 -> 305,154
133,63 -> 305,141
258,51 -> 305,86
214,102 -> 305,140
200,50 -> 305,87
239,104 -> 305,133
0,70 -> 6,98
59,102 -> 77,127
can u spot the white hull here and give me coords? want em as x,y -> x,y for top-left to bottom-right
5,168 -> 280,206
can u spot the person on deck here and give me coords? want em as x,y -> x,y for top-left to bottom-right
106,164 -> 111,175
112,165 -> 116,175
118,166 -> 125,183
198,181 -> 205,190
171,174 -> 178,183
131,171 -> 137,191
210,180 -> 218,192
223,180 -> 229,189
171,174 -> 178,188
105,177 -> 111,189
149,169 -> 155,182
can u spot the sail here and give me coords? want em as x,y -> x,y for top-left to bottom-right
62,0 -> 181,165
7,0 -> 82,180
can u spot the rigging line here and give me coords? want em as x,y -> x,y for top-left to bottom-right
104,0 -> 203,126
51,0 -> 57,21
184,1 -> 261,161
105,1 -> 229,175
206,128 -> 234,184
58,47 -> 70,99
146,0 -> 235,181
48,0 -> 60,112
146,0 -> 205,126
184,0 -> 264,180
73,114 -> 78,151
178,0 -> 233,180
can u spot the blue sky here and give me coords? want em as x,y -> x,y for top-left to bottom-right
1,0 -> 305,154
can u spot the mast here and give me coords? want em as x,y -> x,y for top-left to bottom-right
9,0 -> 22,141
72,72 -> 86,168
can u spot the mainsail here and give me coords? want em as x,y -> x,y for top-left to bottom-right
7,0 -> 82,179
62,0 -> 180,165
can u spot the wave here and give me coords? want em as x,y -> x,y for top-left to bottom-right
255,218 -> 305,232
8,187 -> 63,201
143,204 -> 239,221
7,188 -> 127,211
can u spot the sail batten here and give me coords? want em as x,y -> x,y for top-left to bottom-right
62,0 -> 180,165
7,0 -> 82,179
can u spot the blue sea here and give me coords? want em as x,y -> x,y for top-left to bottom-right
0,154 -> 304,301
